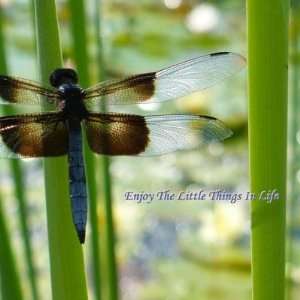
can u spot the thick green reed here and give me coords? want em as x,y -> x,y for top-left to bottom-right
33,1 -> 88,299
247,0 -> 288,300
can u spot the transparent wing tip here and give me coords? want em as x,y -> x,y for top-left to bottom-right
210,51 -> 247,68
201,119 -> 233,143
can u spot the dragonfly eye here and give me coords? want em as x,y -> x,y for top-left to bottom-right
49,68 -> 78,88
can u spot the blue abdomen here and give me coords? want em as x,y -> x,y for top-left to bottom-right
67,120 -> 87,243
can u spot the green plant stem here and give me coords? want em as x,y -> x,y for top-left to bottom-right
68,1 -> 102,299
100,156 -> 117,300
290,6 -> 300,222
94,1 -> 118,299
247,1 -> 288,300
0,199 -> 23,300
287,5 -> 300,300
33,1 -> 88,299
11,162 -> 40,300
0,7 -> 38,300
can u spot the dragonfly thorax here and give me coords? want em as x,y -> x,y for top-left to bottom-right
58,83 -> 83,98
58,83 -> 87,119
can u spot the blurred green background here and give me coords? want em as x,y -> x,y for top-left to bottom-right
0,0 -> 297,299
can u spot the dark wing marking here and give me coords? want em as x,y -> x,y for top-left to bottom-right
0,76 -> 61,106
84,113 -> 149,155
83,52 -> 246,107
0,113 -> 68,158
84,113 -> 232,156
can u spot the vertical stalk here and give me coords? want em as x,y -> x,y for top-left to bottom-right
33,1 -> 88,299
247,1 -> 288,300
100,157 -> 117,300
68,0 -> 102,299
0,199 -> 23,300
0,6 -> 37,300
289,5 -> 300,219
287,3 -> 300,299
0,18 -> 24,296
10,162 -> 39,300
94,1 -> 118,299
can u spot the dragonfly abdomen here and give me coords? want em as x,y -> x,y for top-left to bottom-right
67,120 -> 87,243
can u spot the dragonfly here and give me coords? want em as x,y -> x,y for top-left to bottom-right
0,51 -> 245,243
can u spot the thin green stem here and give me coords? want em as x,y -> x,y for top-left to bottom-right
0,199 -> 23,300
0,6 -> 38,300
94,0 -> 105,82
94,1 -> 118,299
33,1 -> 88,299
247,1 -> 288,300
68,0 -> 102,299
100,156 -> 118,300
10,162 -> 40,300
287,4 -> 300,300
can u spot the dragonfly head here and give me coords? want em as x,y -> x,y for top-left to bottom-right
49,68 -> 78,88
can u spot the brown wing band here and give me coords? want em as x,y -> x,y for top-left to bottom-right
85,72 -> 156,102
85,113 -> 150,155
0,113 -> 68,157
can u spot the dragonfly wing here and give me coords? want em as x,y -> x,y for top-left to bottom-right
83,52 -> 245,106
84,113 -> 232,156
0,76 -> 61,106
0,113 -> 68,158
